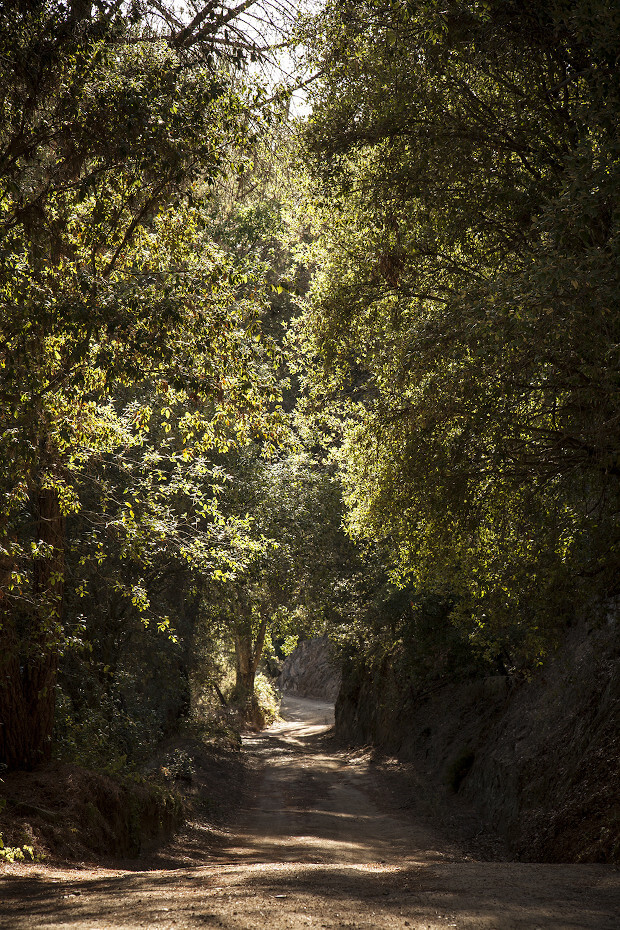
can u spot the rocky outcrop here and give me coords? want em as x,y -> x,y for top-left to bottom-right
336,619 -> 620,863
278,637 -> 342,702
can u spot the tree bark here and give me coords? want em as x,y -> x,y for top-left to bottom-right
0,486 -> 65,770
233,615 -> 269,707
234,633 -> 256,702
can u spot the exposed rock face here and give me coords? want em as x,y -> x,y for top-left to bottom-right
336,619 -> 619,863
278,637 -> 342,702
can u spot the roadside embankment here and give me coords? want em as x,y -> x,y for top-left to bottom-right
0,735 -> 247,864
278,636 -> 342,702
336,619 -> 620,863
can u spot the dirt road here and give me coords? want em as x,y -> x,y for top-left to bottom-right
1,695 -> 619,929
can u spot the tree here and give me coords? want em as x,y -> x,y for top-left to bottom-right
0,1 -> 286,769
201,445 -> 356,717
297,0 -> 620,665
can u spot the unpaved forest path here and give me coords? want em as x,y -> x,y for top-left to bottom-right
1,695 -> 619,930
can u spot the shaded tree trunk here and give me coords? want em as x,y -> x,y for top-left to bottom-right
0,487 -> 64,770
233,614 -> 269,706
234,634 -> 255,702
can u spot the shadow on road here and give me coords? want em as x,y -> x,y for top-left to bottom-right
1,695 -> 619,930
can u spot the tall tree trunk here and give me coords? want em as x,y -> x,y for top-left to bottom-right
0,486 -> 64,770
0,613 -> 27,770
234,633 -> 256,702
233,615 -> 269,707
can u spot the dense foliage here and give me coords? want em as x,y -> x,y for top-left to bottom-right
298,0 -> 620,667
2,0 -> 619,775
0,0 -> 288,769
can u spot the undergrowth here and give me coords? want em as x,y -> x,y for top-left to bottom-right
0,800 -> 37,862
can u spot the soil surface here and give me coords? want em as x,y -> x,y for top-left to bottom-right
1,695 -> 619,929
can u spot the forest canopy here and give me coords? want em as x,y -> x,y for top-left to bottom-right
297,0 -> 620,664
1,0 -> 619,772
0,0 -> 295,769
